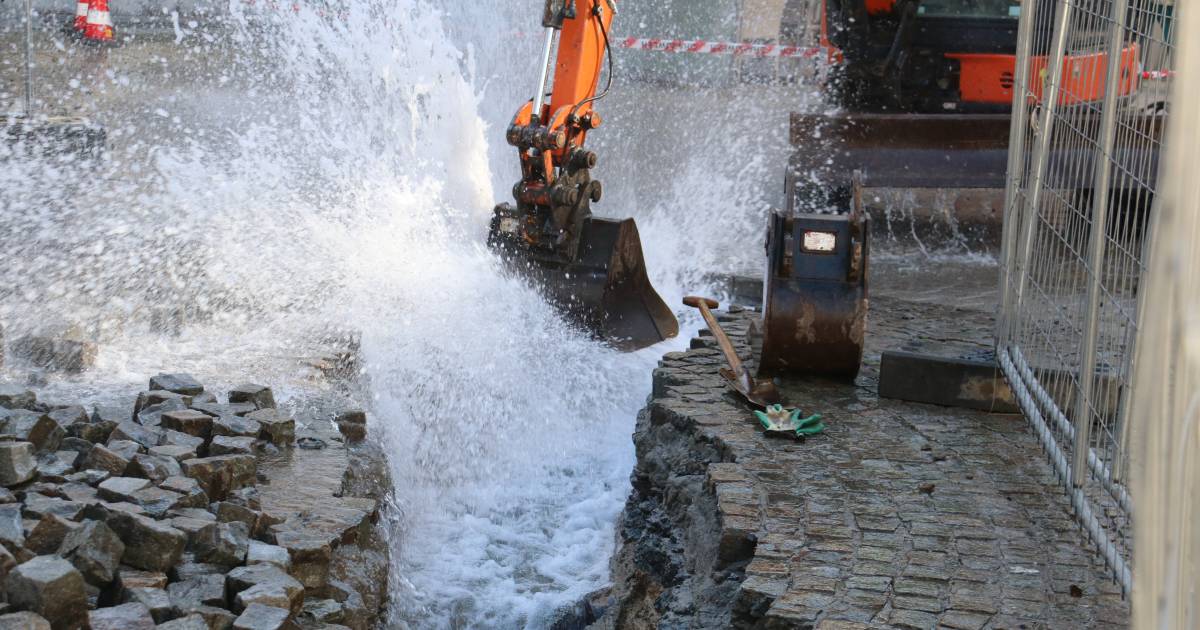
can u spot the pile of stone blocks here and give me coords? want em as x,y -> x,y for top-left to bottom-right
0,374 -> 379,629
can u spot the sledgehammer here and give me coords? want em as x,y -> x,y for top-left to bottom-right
683,296 -> 782,409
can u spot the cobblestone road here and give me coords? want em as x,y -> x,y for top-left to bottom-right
649,284 -> 1129,629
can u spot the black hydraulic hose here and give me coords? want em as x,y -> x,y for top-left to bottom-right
568,0 -> 615,120
878,0 -> 919,78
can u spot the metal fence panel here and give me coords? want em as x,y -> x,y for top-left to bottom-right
998,0 -> 1177,593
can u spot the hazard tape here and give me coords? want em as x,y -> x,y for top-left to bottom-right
617,37 -> 824,59
1141,69 -> 1175,80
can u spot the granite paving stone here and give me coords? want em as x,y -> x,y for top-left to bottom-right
642,297 -> 1129,629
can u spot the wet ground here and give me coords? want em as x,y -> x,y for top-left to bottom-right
870,256 -> 1000,313
634,258 -> 1131,628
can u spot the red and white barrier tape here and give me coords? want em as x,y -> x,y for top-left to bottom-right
1141,69 -> 1175,80
617,37 -> 823,59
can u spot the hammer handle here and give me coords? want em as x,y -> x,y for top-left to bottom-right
683,296 -> 746,380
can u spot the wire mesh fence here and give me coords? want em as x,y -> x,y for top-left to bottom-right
997,0 -> 1177,593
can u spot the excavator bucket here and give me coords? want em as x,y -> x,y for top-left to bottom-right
489,209 -> 679,351
758,174 -> 870,380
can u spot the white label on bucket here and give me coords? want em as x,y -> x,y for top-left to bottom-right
802,230 -> 838,253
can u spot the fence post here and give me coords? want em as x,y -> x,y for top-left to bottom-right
998,0 -> 1040,342
1131,2 -> 1200,621
1011,0 -> 1077,340
1071,0 -> 1131,487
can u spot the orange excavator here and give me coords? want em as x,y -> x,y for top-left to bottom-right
487,0 -> 678,351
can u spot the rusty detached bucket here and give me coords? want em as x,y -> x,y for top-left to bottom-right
758,174 -> 870,380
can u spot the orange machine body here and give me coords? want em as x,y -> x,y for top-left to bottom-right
817,1 -> 1141,109
547,0 -> 612,124
949,45 -> 1141,106
865,0 -> 897,15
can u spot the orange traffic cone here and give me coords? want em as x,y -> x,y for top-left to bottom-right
83,0 -> 114,44
73,0 -> 89,34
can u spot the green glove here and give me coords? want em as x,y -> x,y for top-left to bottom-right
754,404 -> 824,438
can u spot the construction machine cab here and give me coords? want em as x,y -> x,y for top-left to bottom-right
825,0 -> 1025,112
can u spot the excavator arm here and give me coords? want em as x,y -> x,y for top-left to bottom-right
501,0 -> 614,260
487,0 -> 678,350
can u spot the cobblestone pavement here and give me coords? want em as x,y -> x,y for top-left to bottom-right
649,288 -> 1130,629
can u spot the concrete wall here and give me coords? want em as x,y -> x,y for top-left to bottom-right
739,0 -> 786,40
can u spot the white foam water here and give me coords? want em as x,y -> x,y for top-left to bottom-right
0,1 -> 793,626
